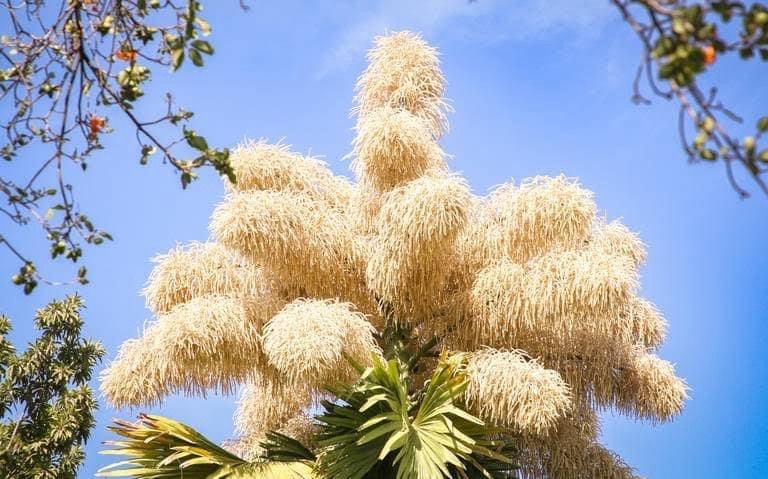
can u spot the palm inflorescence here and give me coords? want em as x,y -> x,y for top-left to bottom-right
99,31 -> 687,479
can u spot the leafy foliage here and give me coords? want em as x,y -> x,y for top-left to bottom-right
0,295 -> 105,478
99,329 -> 518,479
97,414 -> 315,479
315,352 -> 518,479
0,0 -> 240,294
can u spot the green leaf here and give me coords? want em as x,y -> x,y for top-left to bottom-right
757,116 -> 768,133
185,133 -> 208,151
171,48 -> 185,71
693,132 -> 708,149
191,39 -> 214,55
189,48 -> 204,67
181,171 -> 197,188
77,266 -> 89,285
97,16 -> 114,35
652,36 -> 676,58
744,135 -> 756,153
195,17 -> 212,35
700,148 -> 718,161
702,116 -> 716,133
740,47 -> 754,59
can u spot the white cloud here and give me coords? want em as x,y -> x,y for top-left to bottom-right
318,0 -> 614,76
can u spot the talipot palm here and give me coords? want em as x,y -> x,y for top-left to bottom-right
99,31 -> 688,478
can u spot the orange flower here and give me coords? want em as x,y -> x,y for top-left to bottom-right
703,45 -> 716,65
89,116 -> 106,137
115,49 -> 137,62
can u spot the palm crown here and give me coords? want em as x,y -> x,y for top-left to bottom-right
100,31 -> 687,479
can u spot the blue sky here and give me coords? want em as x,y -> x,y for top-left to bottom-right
2,1 -> 768,477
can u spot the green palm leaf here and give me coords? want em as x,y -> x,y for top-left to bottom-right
96,414 -> 315,479
315,353 -> 518,479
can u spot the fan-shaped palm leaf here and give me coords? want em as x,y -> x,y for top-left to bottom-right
96,414 -> 314,479
315,353 -> 517,479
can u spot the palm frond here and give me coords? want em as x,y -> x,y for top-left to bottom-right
315,353 -> 518,479
261,431 -> 317,462
96,414 -> 314,479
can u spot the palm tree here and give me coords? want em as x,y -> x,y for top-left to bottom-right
98,327 -> 518,479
